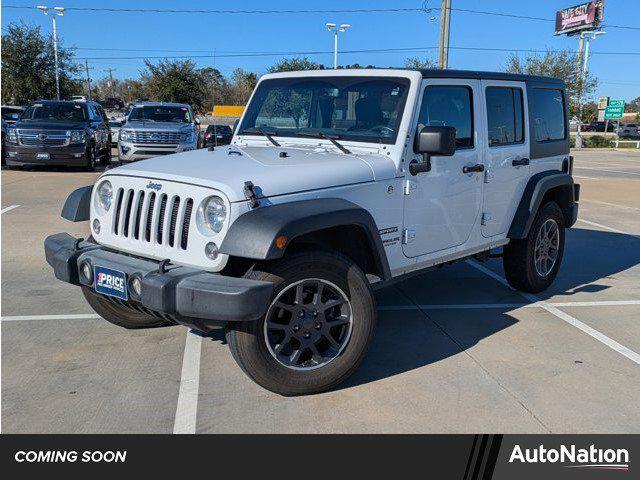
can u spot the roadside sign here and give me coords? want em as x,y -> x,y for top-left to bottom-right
609,99 -> 625,108
604,106 -> 624,119
597,97 -> 609,109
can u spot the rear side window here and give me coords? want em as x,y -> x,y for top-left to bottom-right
418,85 -> 474,148
486,87 -> 524,146
531,89 -> 566,142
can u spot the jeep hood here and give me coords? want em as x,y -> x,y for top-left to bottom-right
105,145 -> 397,202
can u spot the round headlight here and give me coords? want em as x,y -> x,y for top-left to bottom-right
95,180 -> 113,212
202,196 -> 226,233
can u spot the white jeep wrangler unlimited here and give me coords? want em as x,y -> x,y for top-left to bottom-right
45,69 -> 579,395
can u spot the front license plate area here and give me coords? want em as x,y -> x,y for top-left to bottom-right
94,265 -> 128,300
36,152 -> 50,160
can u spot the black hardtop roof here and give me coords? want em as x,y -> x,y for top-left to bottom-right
414,68 -> 564,85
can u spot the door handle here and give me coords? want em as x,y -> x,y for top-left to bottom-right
463,164 -> 485,174
512,158 -> 530,167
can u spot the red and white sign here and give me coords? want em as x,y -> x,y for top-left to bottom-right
555,1 -> 604,35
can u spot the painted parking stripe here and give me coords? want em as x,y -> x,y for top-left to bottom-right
577,218 -> 640,238
1,313 -> 101,321
4,300 -> 640,321
173,330 -> 202,434
379,300 -> 640,311
580,198 -> 640,212
575,167 -> 640,176
466,260 -> 640,366
1,205 -> 20,214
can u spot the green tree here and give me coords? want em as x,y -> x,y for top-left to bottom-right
268,57 -> 324,73
580,101 -> 598,123
504,50 -> 597,118
404,56 -> 437,69
626,96 -> 640,113
219,68 -> 258,105
142,58 -> 208,112
1,22 -> 81,104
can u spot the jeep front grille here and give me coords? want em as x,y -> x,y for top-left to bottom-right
112,188 -> 193,250
130,131 -> 181,144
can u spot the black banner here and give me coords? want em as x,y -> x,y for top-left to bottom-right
1,434 -> 637,478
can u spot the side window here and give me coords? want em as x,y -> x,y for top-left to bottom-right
97,105 -> 108,122
88,105 -> 100,121
486,87 -> 524,146
418,85 -> 473,148
531,88 -> 566,142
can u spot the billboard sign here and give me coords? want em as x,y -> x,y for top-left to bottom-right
555,1 -> 604,35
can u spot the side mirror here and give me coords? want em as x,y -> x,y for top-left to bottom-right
410,125 -> 456,175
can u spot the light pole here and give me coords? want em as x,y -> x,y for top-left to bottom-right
37,5 -> 65,100
325,23 -> 350,69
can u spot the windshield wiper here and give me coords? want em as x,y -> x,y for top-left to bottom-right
295,131 -> 351,154
242,127 -> 280,147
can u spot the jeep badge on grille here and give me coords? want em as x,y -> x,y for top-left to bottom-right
146,181 -> 162,191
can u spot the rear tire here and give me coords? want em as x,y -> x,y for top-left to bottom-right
226,249 -> 377,396
99,142 -> 111,166
503,201 -> 565,293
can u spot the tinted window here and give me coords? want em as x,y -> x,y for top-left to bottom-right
418,86 -> 473,148
531,89 -> 566,142
129,105 -> 192,123
22,103 -> 87,122
239,77 -> 410,144
486,87 -> 524,146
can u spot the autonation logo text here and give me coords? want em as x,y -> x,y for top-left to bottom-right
509,444 -> 630,471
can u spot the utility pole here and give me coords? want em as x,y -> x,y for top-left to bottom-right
84,59 -> 93,100
104,68 -> 116,96
37,6 -> 65,100
438,0 -> 451,69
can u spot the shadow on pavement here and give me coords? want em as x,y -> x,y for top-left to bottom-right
342,227 -> 640,390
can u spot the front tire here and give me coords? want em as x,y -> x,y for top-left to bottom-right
82,287 -> 174,329
503,201 -> 565,293
84,143 -> 96,171
226,249 -> 377,396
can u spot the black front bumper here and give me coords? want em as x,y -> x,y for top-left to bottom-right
44,233 -> 274,329
4,143 -> 88,166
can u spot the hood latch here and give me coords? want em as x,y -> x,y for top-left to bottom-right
243,181 -> 260,209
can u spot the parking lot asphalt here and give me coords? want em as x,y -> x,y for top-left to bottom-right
2,149 -> 639,433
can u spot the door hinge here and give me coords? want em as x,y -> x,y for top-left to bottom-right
481,213 -> 492,226
484,169 -> 494,183
404,180 -> 417,195
402,228 -> 416,244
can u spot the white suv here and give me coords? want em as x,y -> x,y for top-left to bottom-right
45,69 -> 579,395
117,102 -> 198,162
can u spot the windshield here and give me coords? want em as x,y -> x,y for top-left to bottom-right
21,103 -> 87,122
238,76 -> 410,144
128,105 -> 191,123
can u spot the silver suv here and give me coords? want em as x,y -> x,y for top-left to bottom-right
118,102 -> 198,162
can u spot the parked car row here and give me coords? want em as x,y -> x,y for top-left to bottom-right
3,97 -> 237,169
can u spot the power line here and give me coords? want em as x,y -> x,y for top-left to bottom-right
3,4 -> 638,30
75,46 -> 640,61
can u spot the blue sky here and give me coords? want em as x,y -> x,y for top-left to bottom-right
2,0 -> 639,102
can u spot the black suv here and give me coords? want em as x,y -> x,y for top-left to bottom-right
3,100 -> 111,170
203,124 -> 233,147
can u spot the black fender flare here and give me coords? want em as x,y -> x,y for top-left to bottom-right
508,171 -> 578,239
61,185 -> 92,222
219,198 -> 391,281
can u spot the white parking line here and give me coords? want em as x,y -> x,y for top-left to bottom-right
575,167 -> 640,176
5,299 -> 640,321
466,260 -> 640,366
1,313 -> 101,321
1,205 -> 20,214
379,300 -> 640,311
173,330 -> 202,434
577,218 -> 640,238
580,199 -> 640,212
